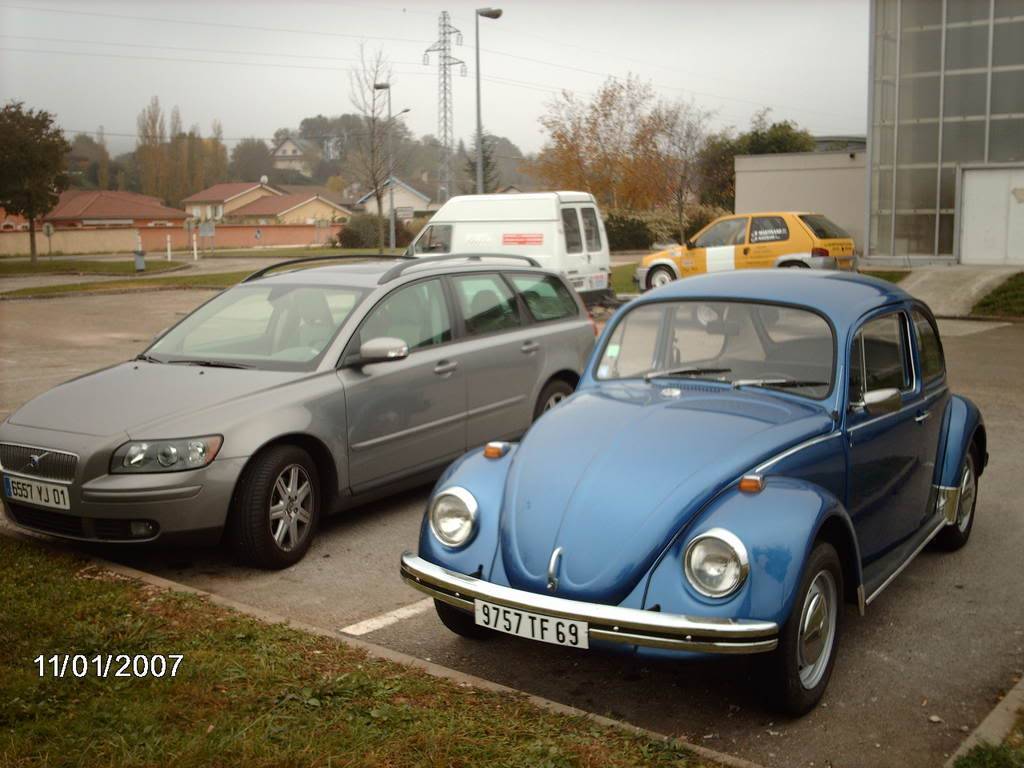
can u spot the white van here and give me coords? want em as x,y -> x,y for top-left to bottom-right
407,191 -> 612,304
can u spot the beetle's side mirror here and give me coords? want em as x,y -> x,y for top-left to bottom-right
358,337 -> 409,364
851,387 -> 901,417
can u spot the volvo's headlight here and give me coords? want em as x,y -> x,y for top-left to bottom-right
111,435 -> 223,473
684,528 -> 749,598
429,487 -> 478,548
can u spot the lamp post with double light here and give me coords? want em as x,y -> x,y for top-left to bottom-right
373,82 -> 410,249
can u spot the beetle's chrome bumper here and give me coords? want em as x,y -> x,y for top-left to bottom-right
400,553 -> 779,655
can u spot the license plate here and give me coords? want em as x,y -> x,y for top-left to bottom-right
591,272 -> 608,289
475,600 -> 589,648
3,474 -> 71,510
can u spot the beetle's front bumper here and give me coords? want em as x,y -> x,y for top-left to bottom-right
401,553 -> 779,655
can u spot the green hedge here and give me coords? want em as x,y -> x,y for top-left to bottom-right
603,205 -> 728,251
335,214 -> 415,249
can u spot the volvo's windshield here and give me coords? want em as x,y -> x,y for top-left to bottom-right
596,300 -> 834,399
147,283 -> 367,371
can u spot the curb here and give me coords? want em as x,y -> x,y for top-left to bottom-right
0,528 -> 764,768
946,674 -> 1024,767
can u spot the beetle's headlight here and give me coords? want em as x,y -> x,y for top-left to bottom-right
111,435 -> 222,473
684,528 -> 749,598
429,487 -> 478,548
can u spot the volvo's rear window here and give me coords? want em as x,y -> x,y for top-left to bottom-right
799,214 -> 850,240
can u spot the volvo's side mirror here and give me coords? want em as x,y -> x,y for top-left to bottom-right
358,337 -> 409,364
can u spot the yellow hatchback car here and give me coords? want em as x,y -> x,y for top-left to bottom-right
634,211 -> 856,292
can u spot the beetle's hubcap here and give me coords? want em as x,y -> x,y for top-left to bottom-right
797,569 -> 838,690
269,464 -> 313,552
650,269 -> 673,288
957,455 -> 976,533
544,392 -> 567,412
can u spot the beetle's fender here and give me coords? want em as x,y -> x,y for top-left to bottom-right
936,395 -> 986,487
644,477 -> 863,627
416,444 -> 517,577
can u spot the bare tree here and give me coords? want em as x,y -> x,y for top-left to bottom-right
136,96 -> 166,198
655,100 -> 713,243
349,46 -> 392,253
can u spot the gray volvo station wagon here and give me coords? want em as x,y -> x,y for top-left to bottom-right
0,255 -> 596,568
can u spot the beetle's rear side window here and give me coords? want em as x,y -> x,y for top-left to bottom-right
913,310 -> 945,381
508,274 -> 578,322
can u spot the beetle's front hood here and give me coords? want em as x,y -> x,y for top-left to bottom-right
499,383 -> 833,604
7,361 -> 300,437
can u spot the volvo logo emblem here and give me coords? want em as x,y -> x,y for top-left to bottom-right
546,546 -> 563,592
24,452 -> 49,472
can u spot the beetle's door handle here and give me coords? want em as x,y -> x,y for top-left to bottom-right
520,340 -> 539,354
434,360 -> 458,376
914,410 -> 932,423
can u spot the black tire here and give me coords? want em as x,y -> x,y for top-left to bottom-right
768,541 -> 843,716
646,266 -> 676,290
934,447 -> 979,552
227,444 -> 320,570
434,599 -> 492,640
533,379 -> 574,420
779,261 -> 811,268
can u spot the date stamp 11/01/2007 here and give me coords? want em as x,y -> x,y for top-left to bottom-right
34,654 -> 184,679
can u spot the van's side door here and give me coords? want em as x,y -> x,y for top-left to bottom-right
559,206 -> 589,290
579,205 -> 609,293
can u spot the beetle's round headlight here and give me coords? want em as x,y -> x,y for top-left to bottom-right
684,528 -> 749,598
429,487 -> 478,548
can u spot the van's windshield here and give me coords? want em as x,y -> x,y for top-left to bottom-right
413,224 -> 452,254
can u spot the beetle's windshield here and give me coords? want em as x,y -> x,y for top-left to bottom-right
595,301 -> 834,399
147,283 -> 368,371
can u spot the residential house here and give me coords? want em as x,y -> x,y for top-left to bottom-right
227,193 -> 352,225
271,137 -> 321,178
0,208 -> 29,231
181,182 -> 280,222
43,190 -> 188,228
356,177 -> 433,219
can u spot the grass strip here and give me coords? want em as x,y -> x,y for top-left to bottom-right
972,273 -> 1024,318
859,270 -> 910,284
954,710 -> 1024,767
1,271 -> 253,298
0,259 -> 185,276
0,536 -> 716,768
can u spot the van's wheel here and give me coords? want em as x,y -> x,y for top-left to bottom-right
228,444 -> 320,569
534,379 -> 574,419
934,447 -> 979,551
434,600 -> 491,639
647,266 -> 675,289
768,541 -> 843,716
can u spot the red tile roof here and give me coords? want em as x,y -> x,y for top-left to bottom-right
181,182 -> 278,204
229,193 -> 347,217
45,190 -> 187,222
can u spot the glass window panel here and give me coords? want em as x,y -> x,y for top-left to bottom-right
874,169 -> 894,209
995,0 -> 1024,18
875,37 -> 899,77
992,70 -> 1024,114
939,168 -> 957,210
990,118 -> 1024,161
859,314 -> 911,393
913,310 -> 946,379
878,0 -> 899,31
873,123 -> 895,165
897,122 -> 939,163
452,274 -> 522,337
874,80 -> 897,124
561,208 -> 583,254
895,169 -> 938,209
900,29 -> 942,74
993,21 -> 1024,66
894,213 -> 937,255
871,214 -> 894,255
937,214 -> 955,255
359,279 -> 451,351
944,73 -> 988,118
902,0 -> 943,27
945,24 -> 991,70
942,120 -> 987,162
899,75 -> 941,120
509,274 -> 578,323
948,0 -> 993,22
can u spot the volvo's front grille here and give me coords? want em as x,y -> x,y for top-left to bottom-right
0,443 -> 78,482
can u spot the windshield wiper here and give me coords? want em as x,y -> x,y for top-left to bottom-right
643,366 -> 731,382
732,378 -> 828,390
166,359 -> 253,369
134,353 -> 163,364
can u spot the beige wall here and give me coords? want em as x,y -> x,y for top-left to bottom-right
0,228 -> 139,256
361,186 -> 428,216
277,198 -> 348,224
735,151 -> 866,253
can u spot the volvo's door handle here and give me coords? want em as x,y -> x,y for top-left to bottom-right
520,340 -> 539,354
743,247 -> 750,255
915,410 -> 932,423
433,360 -> 458,376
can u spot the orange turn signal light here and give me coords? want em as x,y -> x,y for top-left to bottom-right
483,441 -> 510,459
738,474 -> 764,493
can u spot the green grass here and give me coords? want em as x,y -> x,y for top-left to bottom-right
612,262 -> 639,294
0,536 -> 716,768
972,272 -> 1024,317
1,271 -> 253,298
859,270 -> 910,284
953,711 -> 1024,768
0,259 -> 186,276
203,247 -> 404,259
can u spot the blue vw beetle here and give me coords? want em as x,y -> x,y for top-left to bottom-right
400,270 -> 985,714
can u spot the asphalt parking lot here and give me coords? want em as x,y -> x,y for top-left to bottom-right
2,289 -> 1022,768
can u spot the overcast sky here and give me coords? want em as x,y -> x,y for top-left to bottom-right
0,0 -> 868,156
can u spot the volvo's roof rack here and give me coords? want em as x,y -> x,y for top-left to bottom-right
242,254 -> 405,283
377,254 -> 541,284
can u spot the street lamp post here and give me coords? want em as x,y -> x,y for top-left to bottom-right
373,82 -> 397,249
475,7 -> 502,194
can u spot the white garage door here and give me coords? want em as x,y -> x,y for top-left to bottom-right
960,168 -> 1024,265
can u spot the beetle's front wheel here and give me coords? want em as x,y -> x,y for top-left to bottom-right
768,541 -> 843,715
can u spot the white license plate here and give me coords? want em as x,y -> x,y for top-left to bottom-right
3,474 -> 71,510
591,272 -> 608,289
475,599 -> 589,648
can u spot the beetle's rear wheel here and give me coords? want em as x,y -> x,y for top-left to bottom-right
934,447 -> 979,551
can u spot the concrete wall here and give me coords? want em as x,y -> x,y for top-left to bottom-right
361,187 -> 429,216
0,227 -> 138,256
735,151 -> 866,254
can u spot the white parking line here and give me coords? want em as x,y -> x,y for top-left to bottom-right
340,598 -> 435,636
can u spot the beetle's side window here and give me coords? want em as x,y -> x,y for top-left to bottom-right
913,310 -> 945,382
851,313 -> 912,400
